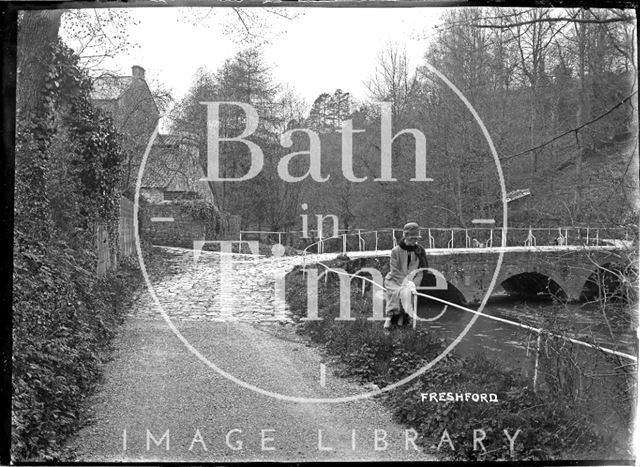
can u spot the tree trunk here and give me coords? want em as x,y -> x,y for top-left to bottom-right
574,13 -> 587,215
16,10 -> 63,121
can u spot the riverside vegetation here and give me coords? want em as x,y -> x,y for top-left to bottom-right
284,256 -> 636,461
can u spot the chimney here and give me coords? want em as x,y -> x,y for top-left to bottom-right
132,65 -> 145,80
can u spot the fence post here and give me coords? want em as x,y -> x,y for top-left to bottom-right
342,234 -> 347,255
96,222 -> 111,277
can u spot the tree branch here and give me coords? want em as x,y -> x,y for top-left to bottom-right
500,91 -> 638,162
474,15 -> 634,28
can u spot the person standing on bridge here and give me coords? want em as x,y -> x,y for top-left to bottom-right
383,222 -> 429,331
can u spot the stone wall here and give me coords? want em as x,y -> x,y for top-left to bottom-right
141,203 -> 206,248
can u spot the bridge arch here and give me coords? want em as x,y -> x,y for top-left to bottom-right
501,272 -> 567,300
416,279 -> 467,306
494,261 -> 572,302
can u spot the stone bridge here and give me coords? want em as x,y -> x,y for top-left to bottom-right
338,246 -> 627,304
422,247 -> 625,303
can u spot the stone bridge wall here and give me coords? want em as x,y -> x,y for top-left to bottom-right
425,249 -> 622,303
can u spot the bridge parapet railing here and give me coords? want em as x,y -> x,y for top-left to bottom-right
421,227 -> 633,249
240,229 -> 353,250
253,225 -> 634,257
503,226 -> 633,248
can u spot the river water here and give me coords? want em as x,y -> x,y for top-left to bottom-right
416,287 -> 636,383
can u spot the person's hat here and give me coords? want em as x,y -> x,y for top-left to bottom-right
402,222 -> 422,238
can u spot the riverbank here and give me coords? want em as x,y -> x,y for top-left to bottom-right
284,256 -> 636,461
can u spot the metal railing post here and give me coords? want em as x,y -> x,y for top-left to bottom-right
525,227 -> 536,247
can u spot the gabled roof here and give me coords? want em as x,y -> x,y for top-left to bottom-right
91,74 -> 134,101
141,134 -> 214,202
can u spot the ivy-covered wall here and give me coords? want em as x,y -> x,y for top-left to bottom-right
140,199 -> 232,247
13,39 -> 141,461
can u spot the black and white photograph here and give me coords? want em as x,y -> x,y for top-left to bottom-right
5,1 -> 639,463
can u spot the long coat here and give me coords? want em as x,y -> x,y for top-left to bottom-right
384,245 -> 425,316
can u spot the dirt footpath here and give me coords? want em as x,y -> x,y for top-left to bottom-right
63,247 -> 436,462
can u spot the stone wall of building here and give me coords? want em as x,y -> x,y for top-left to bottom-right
141,203 -> 206,248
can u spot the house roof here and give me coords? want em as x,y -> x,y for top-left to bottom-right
141,134 -> 214,202
91,74 -> 134,101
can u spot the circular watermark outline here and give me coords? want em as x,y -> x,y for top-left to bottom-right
133,62 -> 508,403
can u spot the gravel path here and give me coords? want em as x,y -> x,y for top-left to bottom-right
63,246 -> 436,462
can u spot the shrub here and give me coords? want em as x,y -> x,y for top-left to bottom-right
12,231 -> 145,461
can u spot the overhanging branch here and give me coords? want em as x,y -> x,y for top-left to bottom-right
500,91 -> 638,162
